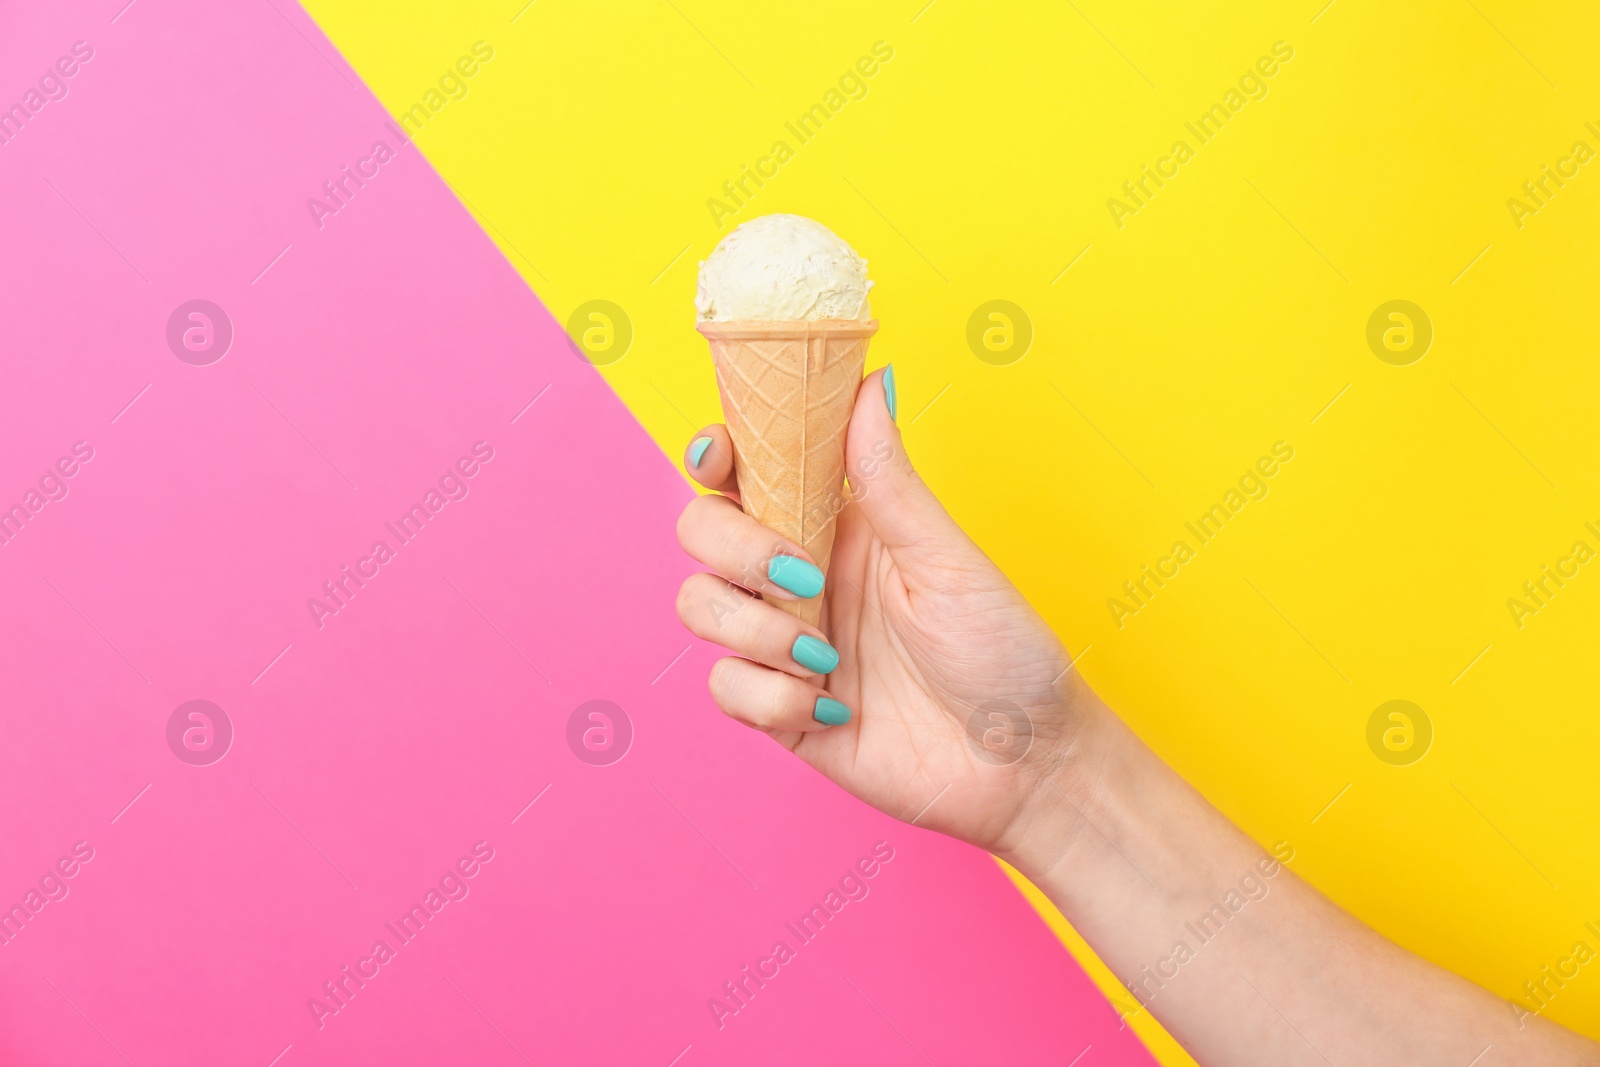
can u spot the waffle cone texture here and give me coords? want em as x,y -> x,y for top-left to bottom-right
698,319 -> 878,628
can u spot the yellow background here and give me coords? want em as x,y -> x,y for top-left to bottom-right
303,0 -> 1600,1058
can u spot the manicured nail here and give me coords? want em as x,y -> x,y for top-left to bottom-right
768,555 -> 824,598
813,696 -> 852,726
688,436 -> 713,468
791,635 -> 840,675
883,364 -> 897,422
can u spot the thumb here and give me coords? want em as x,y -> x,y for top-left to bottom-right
845,367 -> 984,582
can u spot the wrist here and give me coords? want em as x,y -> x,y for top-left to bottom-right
997,684 -> 1278,925
995,680 -> 1128,882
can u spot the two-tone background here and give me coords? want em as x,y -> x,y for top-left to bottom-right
2,0 -> 1597,1063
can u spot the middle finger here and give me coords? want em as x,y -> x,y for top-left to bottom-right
676,572 -> 841,678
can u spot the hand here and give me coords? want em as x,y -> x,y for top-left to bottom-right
676,372 -> 1600,1067
675,368 -> 1089,854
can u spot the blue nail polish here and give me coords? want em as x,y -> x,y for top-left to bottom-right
688,436 -> 713,468
768,555 -> 824,598
792,635 -> 840,675
813,696 -> 851,726
883,364 -> 897,422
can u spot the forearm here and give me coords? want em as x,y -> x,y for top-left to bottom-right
1001,694 -> 1600,1066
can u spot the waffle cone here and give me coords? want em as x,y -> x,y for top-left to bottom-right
698,319 -> 878,628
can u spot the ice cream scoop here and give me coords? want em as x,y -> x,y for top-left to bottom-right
695,215 -> 879,629
696,214 -> 872,322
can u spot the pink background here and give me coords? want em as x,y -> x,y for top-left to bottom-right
0,1 -> 1155,1063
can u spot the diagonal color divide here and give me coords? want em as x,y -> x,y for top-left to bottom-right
0,2 -> 1155,1064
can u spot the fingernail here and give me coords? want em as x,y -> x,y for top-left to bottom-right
813,696 -> 852,726
791,635 -> 840,675
688,436 -> 713,468
883,364 -> 897,422
768,555 -> 824,598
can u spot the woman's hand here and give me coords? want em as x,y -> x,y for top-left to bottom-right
675,365 -> 1600,1065
674,367 -> 1086,854
677,367 -> 1600,1065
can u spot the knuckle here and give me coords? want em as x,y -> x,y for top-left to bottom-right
707,657 -> 742,705
715,509 -> 749,561
683,574 -> 746,640
747,670 -> 797,725
676,494 -> 714,547
674,575 -> 702,623
675,502 -> 695,548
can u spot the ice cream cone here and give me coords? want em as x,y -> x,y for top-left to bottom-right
698,318 -> 878,628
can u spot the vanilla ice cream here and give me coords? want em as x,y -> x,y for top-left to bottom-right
695,214 -> 872,322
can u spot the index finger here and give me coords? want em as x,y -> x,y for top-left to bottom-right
685,424 -> 740,498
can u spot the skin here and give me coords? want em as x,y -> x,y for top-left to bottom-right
675,369 -> 1600,1066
